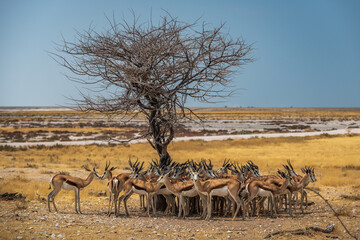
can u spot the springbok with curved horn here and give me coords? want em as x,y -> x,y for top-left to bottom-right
48,165 -> 103,213
101,161 -> 118,180
98,161 -> 120,215
107,158 -> 141,216
189,166 -> 245,221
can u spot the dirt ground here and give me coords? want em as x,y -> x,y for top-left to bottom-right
0,186 -> 359,240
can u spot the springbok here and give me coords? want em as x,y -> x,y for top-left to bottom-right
157,169 -> 207,218
108,159 -> 142,216
190,168 -> 245,221
48,166 -> 103,213
244,170 -> 293,217
118,177 -> 165,217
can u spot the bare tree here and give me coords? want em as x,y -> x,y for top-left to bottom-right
52,13 -> 253,166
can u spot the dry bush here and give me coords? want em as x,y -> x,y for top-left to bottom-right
342,165 -> 360,171
88,190 -> 107,197
13,200 -> 27,212
341,194 -> 360,201
335,206 -> 353,217
24,163 -> 38,168
13,175 -> 30,182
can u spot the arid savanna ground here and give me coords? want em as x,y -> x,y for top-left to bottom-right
0,108 -> 359,239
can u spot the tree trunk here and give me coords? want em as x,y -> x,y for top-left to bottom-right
149,109 -> 173,167
159,146 -> 171,167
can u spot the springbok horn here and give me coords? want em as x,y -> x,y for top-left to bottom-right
287,160 -> 294,170
138,162 -> 144,172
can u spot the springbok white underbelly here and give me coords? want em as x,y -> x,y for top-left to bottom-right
258,188 -> 273,197
62,182 -> 78,191
211,186 -> 229,197
132,186 -> 147,196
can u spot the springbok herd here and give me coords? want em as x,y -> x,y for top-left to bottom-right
48,159 -> 317,221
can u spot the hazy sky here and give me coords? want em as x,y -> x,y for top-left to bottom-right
0,0 -> 359,107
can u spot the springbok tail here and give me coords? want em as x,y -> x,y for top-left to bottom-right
245,183 -> 250,194
48,176 -> 54,190
113,178 -> 119,193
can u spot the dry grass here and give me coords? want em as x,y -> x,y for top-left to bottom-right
1,108 -> 360,201
1,134 -> 360,200
341,193 -> 360,201
335,205 -> 353,217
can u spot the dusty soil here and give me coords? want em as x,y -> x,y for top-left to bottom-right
1,186 -> 359,240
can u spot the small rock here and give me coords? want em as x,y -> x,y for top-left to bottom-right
51,234 -> 56,239
227,235 -> 231,239
57,234 -> 63,239
40,217 -> 46,221
227,230 -> 232,233
16,237 -> 23,240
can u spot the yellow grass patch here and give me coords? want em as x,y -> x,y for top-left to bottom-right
1,134 -> 360,200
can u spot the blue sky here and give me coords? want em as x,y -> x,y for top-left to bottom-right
0,0 -> 359,107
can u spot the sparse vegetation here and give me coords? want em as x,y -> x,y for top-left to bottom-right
1,134 -> 360,201
0,108 -> 359,239
341,193 -> 360,201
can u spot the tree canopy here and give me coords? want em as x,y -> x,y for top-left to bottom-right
52,13 -> 254,165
